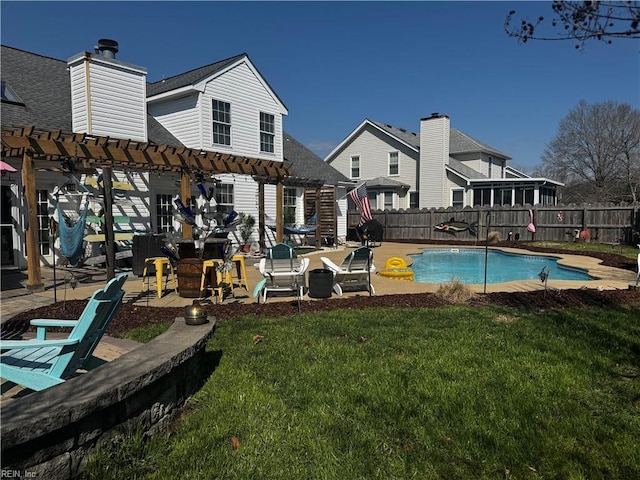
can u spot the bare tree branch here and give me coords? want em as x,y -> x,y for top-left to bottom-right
505,1 -> 640,49
541,100 -> 640,204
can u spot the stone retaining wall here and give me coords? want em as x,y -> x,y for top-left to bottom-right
1,317 -> 216,479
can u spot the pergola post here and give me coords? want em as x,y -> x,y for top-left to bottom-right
258,181 -> 266,252
314,187 -> 322,247
181,170 -> 192,240
22,150 -> 44,291
275,181 -> 284,243
101,164 -> 116,280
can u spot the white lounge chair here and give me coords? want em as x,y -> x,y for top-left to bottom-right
321,246 -> 375,296
258,243 -> 309,302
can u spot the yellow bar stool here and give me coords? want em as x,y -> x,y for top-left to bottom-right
201,259 -> 226,302
141,257 -> 177,299
229,254 -> 250,291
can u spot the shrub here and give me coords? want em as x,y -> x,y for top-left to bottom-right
435,278 -> 474,304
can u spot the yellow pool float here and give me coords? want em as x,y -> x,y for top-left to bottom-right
379,257 -> 414,281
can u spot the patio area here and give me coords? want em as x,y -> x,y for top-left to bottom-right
1,242 -> 636,317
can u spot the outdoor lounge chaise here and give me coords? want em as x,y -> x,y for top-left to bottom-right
321,246 -> 376,296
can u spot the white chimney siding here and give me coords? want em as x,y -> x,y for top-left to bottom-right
68,52 -> 148,143
419,114 -> 450,208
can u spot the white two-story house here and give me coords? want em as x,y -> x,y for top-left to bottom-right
326,114 -> 562,211
1,40 -> 348,270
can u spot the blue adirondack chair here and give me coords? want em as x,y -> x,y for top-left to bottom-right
0,274 -> 127,392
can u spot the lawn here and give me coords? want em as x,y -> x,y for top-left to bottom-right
83,303 -> 640,480
531,241 -> 640,261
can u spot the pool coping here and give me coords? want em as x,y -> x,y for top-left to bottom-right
403,245 -> 637,293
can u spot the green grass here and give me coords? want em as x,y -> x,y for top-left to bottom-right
531,240 -> 639,260
123,322 -> 171,343
83,305 -> 640,479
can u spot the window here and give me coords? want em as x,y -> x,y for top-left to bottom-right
36,190 -> 50,255
156,194 -> 174,233
473,188 -> 491,206
1,80 -> 23,105
212,100 -> 231,146
388,151 -> 399,176
350,156 -> 360,178
540,186 -> 556,205
368,191 -> 377,210
384,191 -> 393,210
215,183 -> 234,214
284,187 -> 297,224
488,157 -> 493,178
409,192 -> 419,209
494,188 -> 512,206
452,189 -> 464,208
515,187 -> 534,206
500,160 -> 505,179
259,112 -> 275,153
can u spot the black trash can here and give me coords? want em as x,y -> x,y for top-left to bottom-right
308,268 -> 333,298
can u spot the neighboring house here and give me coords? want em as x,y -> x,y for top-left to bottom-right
325,114 -> 562,211
0,41 -> 348,270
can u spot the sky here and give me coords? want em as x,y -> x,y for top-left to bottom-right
1,1 -> 638,172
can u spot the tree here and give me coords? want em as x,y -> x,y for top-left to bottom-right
505,1 -> 640,49
540,100 -> 640,204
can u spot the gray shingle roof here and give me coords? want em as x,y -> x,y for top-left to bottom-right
283,131 -> 350,186
447,157 -> 488,180
369,120 -> 420,150
368,119 -> 511,159
366,176 -> 411,189
146,53 -> 246,97
1,45 -> 182,147
450,129 -> 511,159
1,45 -> 73,130
146,53 -> 288,112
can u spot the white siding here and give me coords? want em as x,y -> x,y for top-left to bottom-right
148,94 -> 202,148
420,116 -> 450,208
69,64 -> 88,134
68,56 -> 147,142
327,124 -> 418,209
202,62 -> 284,161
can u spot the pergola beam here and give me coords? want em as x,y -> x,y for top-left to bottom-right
2,126 -> 291,178
1,125 -> 294,290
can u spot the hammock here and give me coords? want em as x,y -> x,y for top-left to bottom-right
266,213 -> 317,235
57,198 -> 90,267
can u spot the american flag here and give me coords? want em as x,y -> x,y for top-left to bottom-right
349,183 -> 372,226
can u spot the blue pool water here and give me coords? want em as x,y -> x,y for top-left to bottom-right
410,248 -> 593,284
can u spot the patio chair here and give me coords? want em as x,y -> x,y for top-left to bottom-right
321,246 -> 376,296
0,274 -> 127,392
258,243 -> 309,302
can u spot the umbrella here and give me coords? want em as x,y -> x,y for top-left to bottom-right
0,161 -> 17,176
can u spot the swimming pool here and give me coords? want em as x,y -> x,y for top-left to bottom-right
410,248 -> 593,284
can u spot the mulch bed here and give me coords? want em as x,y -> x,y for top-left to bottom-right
3,242 -> 639,340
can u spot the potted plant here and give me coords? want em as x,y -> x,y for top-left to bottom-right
238,212 -> 255,253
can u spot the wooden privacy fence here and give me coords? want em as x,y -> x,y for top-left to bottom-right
348,204 -> 640,244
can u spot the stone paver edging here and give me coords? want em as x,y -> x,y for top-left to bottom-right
1,317 -> 216,479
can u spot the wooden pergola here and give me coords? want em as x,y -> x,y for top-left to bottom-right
1,126 -> 322,291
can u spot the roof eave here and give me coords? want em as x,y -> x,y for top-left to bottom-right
147,85 -> 202,104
